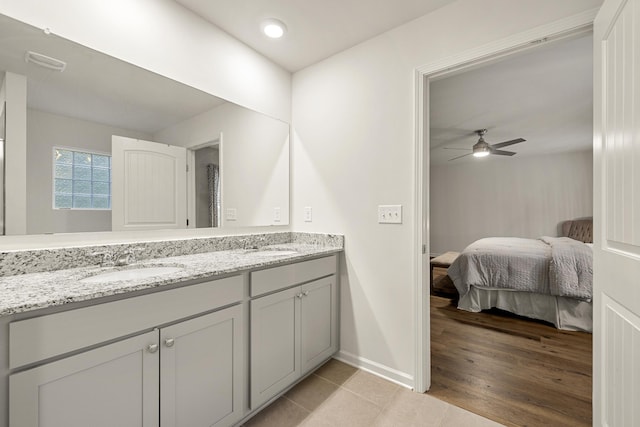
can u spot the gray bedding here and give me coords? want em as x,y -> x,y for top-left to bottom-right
541,236 -> 593,300
448,236 -> 593,302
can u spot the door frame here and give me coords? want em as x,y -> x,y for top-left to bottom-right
412,9 -> 599,392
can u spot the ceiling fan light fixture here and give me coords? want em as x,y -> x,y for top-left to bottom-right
446,128 -> 524,161
261,18 -> 287,39
472,138 -> 490,157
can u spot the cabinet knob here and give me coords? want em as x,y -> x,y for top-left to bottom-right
297,293 -> 304,299
303,291 -> 309,297
165,338 -> 175,348
147,344 -> 159,353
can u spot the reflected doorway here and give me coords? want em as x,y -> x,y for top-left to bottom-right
188,139 -> 221,229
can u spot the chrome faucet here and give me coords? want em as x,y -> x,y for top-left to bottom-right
114,247 -> 145,266
91,251 -> 115,267
237,238 -> 259,251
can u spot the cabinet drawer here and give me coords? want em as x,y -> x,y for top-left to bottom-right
10,275 -> 243,369
250,255 -> 337,297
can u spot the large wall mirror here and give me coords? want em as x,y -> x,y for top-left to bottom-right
0,13 -> 289,235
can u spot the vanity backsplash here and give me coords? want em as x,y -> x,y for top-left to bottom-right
0,232 -> 344,276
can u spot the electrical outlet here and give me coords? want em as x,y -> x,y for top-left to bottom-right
378,205 -> 402,224
274,207 -> 281,222
226,208 -> 237,221
304,206 -> 313,222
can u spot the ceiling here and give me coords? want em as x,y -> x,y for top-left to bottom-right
429,32 -> 593,165
174,0 -> 456,72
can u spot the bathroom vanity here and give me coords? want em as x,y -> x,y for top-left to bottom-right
0,234 -> 342,427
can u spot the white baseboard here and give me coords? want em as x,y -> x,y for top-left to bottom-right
335,350 -> 414,390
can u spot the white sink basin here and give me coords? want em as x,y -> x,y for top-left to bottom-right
80,266 -> 184,284
253,250 -> 299,257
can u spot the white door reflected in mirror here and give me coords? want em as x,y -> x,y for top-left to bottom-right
111,136 -> 187,231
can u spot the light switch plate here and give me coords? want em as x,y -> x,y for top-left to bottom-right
304,206 -> 312,222
274,207 -> 281,222
226,208 -> 237,221
378,205 -> 402,224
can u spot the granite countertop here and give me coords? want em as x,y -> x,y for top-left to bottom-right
0,243 -> 342,317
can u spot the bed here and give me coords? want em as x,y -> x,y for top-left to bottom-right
447,218 -> 593,332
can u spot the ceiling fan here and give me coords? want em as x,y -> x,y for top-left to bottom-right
446,129 -> 525,161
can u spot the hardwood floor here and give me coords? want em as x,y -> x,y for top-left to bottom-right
428,271 -> 592,427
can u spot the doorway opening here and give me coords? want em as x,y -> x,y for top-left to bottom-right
413,11 -> 597,425
427,34 -> 594,424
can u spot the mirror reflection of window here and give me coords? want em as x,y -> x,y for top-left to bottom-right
53,148 -> 111,210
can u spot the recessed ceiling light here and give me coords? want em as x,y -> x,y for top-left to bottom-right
261,18 -> 287,39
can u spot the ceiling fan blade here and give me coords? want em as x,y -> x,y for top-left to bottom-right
448,152 -> 473,161
442,147 -> 471,151
490,149 -> 516,156
491,138 -> 525,149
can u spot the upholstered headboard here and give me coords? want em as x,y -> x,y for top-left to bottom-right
561,218 -> 593,243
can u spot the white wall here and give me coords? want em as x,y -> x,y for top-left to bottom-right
155,102 -> 290,227
2,72 -> 27,235
0,73 -> 5,235
0,72 -> 4,112
430,150 -> 593,254
0,0 -> 291,122
26,109 -> 151,234
292,0 -> 601,386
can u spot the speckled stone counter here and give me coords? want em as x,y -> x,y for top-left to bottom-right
0,234 -> 343,317
0,232 -> 343,276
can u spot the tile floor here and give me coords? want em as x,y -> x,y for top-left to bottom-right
242,359 -> 503,427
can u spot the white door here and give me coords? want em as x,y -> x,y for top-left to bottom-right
10,331 -> 159,427
593,0 -> 640,425
112,135 -> 187,231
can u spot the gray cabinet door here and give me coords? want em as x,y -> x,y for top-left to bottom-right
10,330 -> 159,427
160,305 -> 243,427
250,286 -> 301,409
250,276 -> 338,410
300,277 -> 337,373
